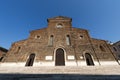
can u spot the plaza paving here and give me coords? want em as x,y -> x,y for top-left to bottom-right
0,66 -> 120,80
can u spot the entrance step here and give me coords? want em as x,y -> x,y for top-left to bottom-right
0,66 -> 120,80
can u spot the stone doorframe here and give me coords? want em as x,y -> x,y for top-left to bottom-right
83,51 -> 95,66
54,47 -> 66,66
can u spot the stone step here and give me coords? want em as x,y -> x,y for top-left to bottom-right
0,66 -> 120,74
0,66 -> 120,80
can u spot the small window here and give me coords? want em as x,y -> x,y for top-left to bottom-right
118,45 -> 120,48
80,35 -> 83,39
0,57 -> 3,62
66,35 -> 71,45
17,47 -> 21,53
36,36 -> 40,38
48,35 -> 54,46
113,47 -> 117,51
100,46 -> 106,52
18,47 -> 21,50
35,35 -> 40,39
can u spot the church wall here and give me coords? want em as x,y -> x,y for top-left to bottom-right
91,39 -> 118,65
112,41 -> 120,61
1,16 -> 119,66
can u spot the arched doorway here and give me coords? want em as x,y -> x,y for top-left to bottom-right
25,53 -> 35,66
85,53 -> 94,66
55,48 -> 65,66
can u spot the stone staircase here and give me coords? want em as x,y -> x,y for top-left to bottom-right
0,66 -> 120,80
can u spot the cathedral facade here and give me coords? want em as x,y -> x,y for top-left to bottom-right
1,16 -> 119,67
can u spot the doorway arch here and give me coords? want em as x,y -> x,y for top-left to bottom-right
55,48 -> 65,66
85,53 -> 94,66
25,53 -> 35,66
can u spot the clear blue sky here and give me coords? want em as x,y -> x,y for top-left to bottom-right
0,0 -> 120,49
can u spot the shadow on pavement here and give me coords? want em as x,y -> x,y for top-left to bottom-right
0,73 -> 120,80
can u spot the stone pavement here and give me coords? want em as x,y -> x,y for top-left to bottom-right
0,66 -> 120,80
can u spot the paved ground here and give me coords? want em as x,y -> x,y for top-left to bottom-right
0,66 -> 120,74
0,66 -> 120,80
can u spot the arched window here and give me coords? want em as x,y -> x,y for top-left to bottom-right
66,35 -> 71,45
48,35 -> 54,46
118,45 -> 120,48
85,53 -> 94,66
100,46 -> 105,52
18,47 -> 21,51
25,53 -> 35,66
0,57 -> 3,62
113,47 -> 117,51
16,47 -> 21,53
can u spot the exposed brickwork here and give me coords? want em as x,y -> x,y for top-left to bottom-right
2,16 -> 118,66
112,41 -> 120,60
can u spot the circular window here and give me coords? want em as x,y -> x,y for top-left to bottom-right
35,35 -> 41,39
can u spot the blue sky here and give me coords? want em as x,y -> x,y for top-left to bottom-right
0,0 -> 120,49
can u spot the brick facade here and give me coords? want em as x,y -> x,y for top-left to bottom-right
112,41 -> 120,60
2,16 -> 119,66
